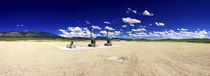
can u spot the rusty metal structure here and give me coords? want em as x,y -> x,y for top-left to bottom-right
88,27 -> 96,47
104,29 -> 112,46
66,41 -> 76,48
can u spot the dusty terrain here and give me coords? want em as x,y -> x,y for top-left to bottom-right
0,41 -> 209,76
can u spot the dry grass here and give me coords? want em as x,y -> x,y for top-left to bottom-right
0,41 -> 209,76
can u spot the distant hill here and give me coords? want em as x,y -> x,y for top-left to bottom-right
0,31 -> 209,41
0,31 -> 124,40
0,31 -> 63,38
0,31 -> 147,40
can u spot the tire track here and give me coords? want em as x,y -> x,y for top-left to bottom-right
126,46 -> 139,76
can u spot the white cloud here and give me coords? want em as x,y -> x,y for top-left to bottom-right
122,25 -> 127,28
16,25 -> 24,27
140,25 -> 146,28
127,28 -> 147,39
68,27 -> 83,32
59,27 -> 100,38
100,30 -> 107,35
85,21 -> 90,24
126,8 -> 137,14
143,10 -> 154,16
149,24 -> 152,26
126,31 -> 132,34
100,30 -> 121,38
126,11 -> 129,13
199,30 -> 208,34
132,10 -> 137,14
177,28 -> 188,31
105,26 -> 115,30
59,29 -> 69,37
149,30 -> 208,39
155,22 -> 165,26
127,28 -> 209,40
130,24 -> 135,26
148,30 -> 208,39
132,28 -> 147,32
129,32 -> 147,39
104,21 -> 111,24
91,25 -> 101,30
126,28 -> 147,39
114,31 -> 121,35
122,17 -> 141,26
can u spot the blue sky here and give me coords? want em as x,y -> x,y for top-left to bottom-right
0,0 -> 210,39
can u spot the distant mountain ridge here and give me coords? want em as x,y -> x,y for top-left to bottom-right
0,31 -> 131,40
0,31 -> 125,40
0,31 -> 63,38
1,31 -> 208,40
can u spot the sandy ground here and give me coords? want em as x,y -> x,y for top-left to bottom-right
0,41 -> 209,76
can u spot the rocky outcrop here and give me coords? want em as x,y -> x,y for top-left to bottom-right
0,31 -> 62,38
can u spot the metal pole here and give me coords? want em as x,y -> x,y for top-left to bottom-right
89,27 -> 93,38
90,29 -> 92,38
106,30 -> 109,38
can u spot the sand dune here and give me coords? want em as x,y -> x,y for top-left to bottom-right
0,41 -> 209,76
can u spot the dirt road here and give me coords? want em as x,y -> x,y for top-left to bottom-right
0,41 -> 209,76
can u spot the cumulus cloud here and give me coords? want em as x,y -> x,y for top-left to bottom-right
105,26 -> 115,30
122,25 -> 127,28
140,25 -> 146,28
129,32 -> 147,39
126,8 -> 137,14
177,28 -> 188,31
132,10 -> 137,14
58,29 -> 69,37
127,28 -> 147,39
149,24 -> 152,26
149,30 -> 208,39
100,30 -> 121,38
104,21 -> 111,24
155,22 -> 165,26
126,31 -> 132,34
143,10 -> 154,16
128,29 -> 208,40
91,25 -> 101,30
199,30 -> 208,35
16,25 -> 24,27
85,21 -> 90,24
100,30 -> 107,35
132,28 -> 147,32
126,27 -> 209,40
122,17 -> 141,26
68,27 -> 83,32
59,27 -> 100,38
126,11 -> 129,13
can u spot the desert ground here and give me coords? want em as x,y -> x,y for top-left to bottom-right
0,41 -> 209,76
